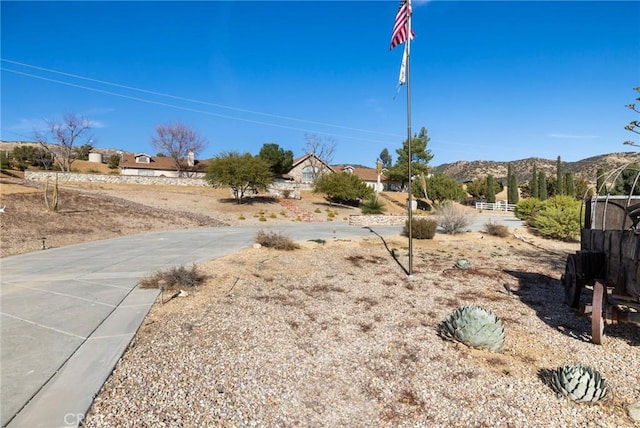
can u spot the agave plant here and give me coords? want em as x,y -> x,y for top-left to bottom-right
549,364 -> 608,403
439,305 -> 505,352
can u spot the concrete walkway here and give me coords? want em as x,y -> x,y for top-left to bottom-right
0,224 -> 404,427
0,215 -> 521,427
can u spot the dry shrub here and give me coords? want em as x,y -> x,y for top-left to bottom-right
255,229 -> 300,250
139,264 -> 207,290
484,220 -> 510,237
435,202 -> 471,234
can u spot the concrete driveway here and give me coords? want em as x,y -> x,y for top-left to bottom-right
0,215 -> 521,427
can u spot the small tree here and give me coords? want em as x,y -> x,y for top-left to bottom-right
425,173 -> 466,203
12,145 -> 36,170
611,163 -> 640,195
258,143 -> 293,175
379,148 -> 393,169
508,165 -> 519,204
206,152 -> 273,204
151,122 -> 207,177
486,175 -> 496,203
313,172 -> 373,206
564,172 -> 576,198
531,164 -> 539,199
556,155 -> 564,196
596,167 -> 606,194
0,151 -> 12,170
538,171 -> 548,200
386,126 -> 433,190
74,143 -> 94,161
35,113 -> 93,172
107,154 -> 121,170
33,146 -> 54,170
465,178 -> 486,200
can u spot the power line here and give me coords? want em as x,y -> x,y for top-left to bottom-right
1,58 -> 403,140
1,67 -> 400,146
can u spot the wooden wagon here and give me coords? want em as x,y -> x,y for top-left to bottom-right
562,187 -> 640,344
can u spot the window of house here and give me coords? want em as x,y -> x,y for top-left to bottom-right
138,169 -> 154,176
136,156 -> 150,163
302,166 -> 318,182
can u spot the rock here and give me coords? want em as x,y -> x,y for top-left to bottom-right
628,401 -> 640,422
253,243 -> 262,249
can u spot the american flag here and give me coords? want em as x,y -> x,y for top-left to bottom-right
390,0 -> 414,50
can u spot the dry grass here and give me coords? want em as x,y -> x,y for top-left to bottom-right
255,229 -> 300,250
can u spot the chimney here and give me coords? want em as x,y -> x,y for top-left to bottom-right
187,151 -> 195,167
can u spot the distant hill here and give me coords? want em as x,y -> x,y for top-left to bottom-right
431,152 -> 640,184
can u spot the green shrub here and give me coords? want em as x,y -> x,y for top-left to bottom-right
139,264 -> 207,290
531,195 -> 581,241
514,198 -> 544,222
435,201 -> 471,235
361,196 -> 386,214
256,229 -> 300,250
313,171 -> 374,206
403,218 -> 437,239
484,221 -> 510,238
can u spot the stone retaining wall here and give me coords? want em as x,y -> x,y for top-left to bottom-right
24,171 -> 209,186
348,214 -> 431,226
23,171 -> 302,197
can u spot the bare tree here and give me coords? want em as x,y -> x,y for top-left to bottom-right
624,86 -> 640,148
303,133 -> 336,181
35,113 -> 93,172
151,122 -> 207,177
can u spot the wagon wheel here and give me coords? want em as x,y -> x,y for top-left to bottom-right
563,254 -> 581,308
591,281 -> 605,345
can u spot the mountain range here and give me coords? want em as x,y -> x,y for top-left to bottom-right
431,152 -> 640,185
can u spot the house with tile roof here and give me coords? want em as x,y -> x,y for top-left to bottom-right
119,152 -> 208,178
332,164 -> 386,193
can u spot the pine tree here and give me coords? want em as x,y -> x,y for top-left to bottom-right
531,164 -> 539,199
556,156 -> 563,196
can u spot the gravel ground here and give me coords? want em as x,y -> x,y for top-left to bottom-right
84,233 -> 639,427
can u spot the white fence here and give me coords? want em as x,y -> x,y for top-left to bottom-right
475,201 -> 516,212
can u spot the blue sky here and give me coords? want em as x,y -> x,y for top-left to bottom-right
1,1 -> 639,168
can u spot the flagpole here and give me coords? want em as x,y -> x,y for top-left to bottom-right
405,3 -> 413,276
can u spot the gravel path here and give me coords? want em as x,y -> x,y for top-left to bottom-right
83,232 -> 639,427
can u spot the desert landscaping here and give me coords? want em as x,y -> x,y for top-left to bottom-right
1,173 -> 639,427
